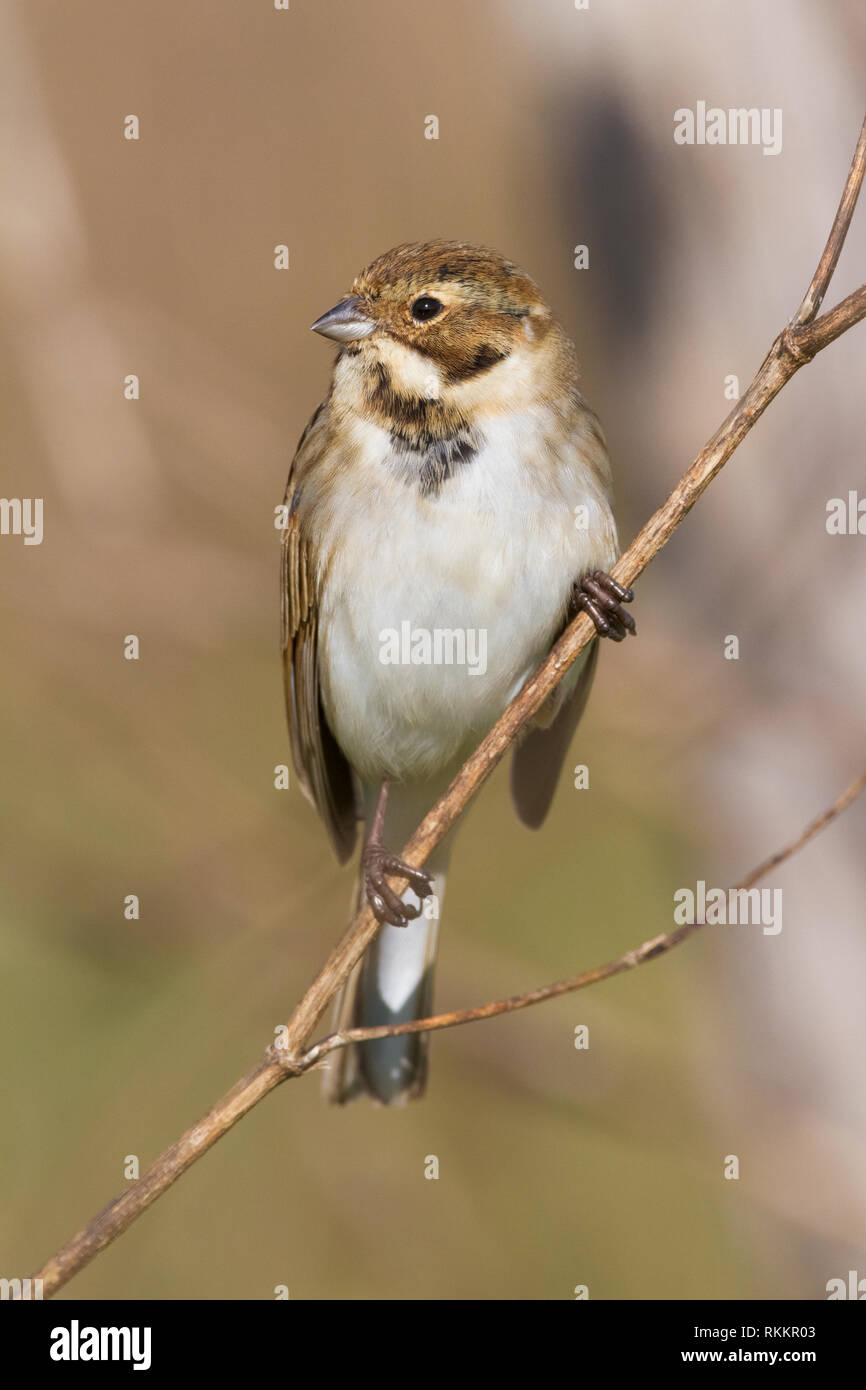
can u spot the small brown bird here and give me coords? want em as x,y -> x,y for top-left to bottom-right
281,240 -> 634,1104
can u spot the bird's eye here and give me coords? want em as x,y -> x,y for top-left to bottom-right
410,295 -> 443,322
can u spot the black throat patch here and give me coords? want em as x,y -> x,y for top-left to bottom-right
363,361 -> 481,498
388,427 -> 480,498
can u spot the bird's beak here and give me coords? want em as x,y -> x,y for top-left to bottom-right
310,295 -> 376,342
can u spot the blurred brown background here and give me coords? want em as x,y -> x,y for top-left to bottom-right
2,0 -> 865,1300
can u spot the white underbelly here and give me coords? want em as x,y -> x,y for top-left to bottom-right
316,447 -> 615,783
320,531 -> 564,780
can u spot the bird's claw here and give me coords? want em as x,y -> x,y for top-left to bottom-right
363,844 -> 434,927
572,570 -> 636,642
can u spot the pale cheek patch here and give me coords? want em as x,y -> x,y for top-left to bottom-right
375,337 -> 443,399
449,343 -> 538,416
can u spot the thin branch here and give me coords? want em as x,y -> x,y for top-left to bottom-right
793,283 -> 866,358
31,115 -> 866,1299
736,768 -> 866,888
302,769 -> 866,1063
795,116 -> 866,324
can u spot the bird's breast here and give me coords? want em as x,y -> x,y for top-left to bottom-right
310,405 -> 617,783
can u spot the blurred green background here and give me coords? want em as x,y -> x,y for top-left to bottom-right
2,0 -> 865,1299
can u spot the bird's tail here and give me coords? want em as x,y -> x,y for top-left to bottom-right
323,784 -> 450,1105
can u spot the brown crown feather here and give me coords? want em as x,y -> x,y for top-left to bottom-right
348,239 -> 553,383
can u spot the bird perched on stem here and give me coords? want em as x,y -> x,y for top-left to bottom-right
281,240 -> 634,1105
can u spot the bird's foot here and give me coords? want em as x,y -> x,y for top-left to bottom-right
571,570 -> 636,642
363,843 -> 433,927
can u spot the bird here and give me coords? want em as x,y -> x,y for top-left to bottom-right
280,240 -> 634,1105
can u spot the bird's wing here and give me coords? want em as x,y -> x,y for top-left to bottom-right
281,405 -> 358,864
510,638 -> 599,829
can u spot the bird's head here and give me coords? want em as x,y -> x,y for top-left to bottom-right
311,241 -> 562,413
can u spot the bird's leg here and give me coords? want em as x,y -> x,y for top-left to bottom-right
571,570 -> 636,642
362,779 -> 434,927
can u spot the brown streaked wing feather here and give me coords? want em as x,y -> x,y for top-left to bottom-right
510,640 -> 599,830
281,409 -> 357,864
